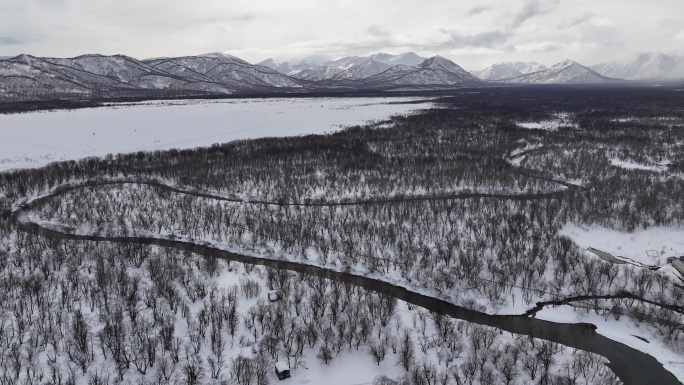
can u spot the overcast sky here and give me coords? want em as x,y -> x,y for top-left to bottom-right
1,0 -> 683,70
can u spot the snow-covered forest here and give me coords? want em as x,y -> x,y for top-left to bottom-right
1,87 -> 683,384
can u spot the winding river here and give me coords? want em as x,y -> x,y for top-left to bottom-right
13,181 -> 681,385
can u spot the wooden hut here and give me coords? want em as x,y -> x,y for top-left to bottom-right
275,361 -> 290,380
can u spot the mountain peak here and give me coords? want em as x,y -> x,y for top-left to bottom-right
199,52 -> 249,64
328,57 -> 392,81
258,58 -> 279,67
419,55 -> 465,73
369,52 -> 426,66
504,59 -> 622,84
472,61 -> 548,81
555,59 -> 580,68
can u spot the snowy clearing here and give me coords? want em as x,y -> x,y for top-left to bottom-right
559,222 -> 684,267
610,158 -> 669,171
0,97 -> 433,172
516,112 -> 576,130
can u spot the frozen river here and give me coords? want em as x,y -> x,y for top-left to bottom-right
0,97 -> 433,172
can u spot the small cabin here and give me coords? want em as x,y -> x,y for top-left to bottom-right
275,361 -> 290,380
268,290 -> 279,302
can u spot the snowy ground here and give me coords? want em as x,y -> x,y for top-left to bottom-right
516,112 -> 576,130
609,158 -> 670,172
211,259 -> 400,385
0,97 -> 433,172
559,222 -> 684,267
554,221 -> 684,381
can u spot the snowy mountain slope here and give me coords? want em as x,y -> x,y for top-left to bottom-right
289,66 -> 344,81
369,52 -> 427,66
43,54 -> 200,90
0,52 -> 484,100
0,52 -> 309,101
503,59 -> 624,84
0,55 -> 140,101
509,61 -> 547,74
472,62 -> 548,81
592,53 -> 684,80
0,59 -> 92,100
327,58 -> 392,81
1,54 -> 241,100
9,54 -> 136,89
472,63 -> 523,81
322,52 -> 427,69
261,52 -> 426,77
323,55 -> 371,70
257,59 -> 321,75
297,55 -> 483,89
418,55 -> 469,73
144,53 -> 304,90
0,50 -> 650,103
360,56 -> 484,88
290,53 -> 425,82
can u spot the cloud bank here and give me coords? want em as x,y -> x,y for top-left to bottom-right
0,0 -> 681,70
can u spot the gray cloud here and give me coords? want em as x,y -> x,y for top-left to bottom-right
467,6 -> 491,16
0,36 -> 23,45
515,41 -> 564,53
1,0 -> 682,71
438,30 -> 509,49
512,0 -> 559,27
366,25 -> 390,38
226,14 -> 255,22
560,12 -> 594,29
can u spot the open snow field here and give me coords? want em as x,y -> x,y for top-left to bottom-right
0,97 -> 433,172
559,222 -> 684,266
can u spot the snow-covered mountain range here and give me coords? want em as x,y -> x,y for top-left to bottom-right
0,52 -> 482,102
501,60 -> 624,85
591,53 -> 684,80
276,53 -> 482,88
258,52 -> 427,76
1,51 -> 682,103
0,52 -> 305,102
471,61 -> 547,81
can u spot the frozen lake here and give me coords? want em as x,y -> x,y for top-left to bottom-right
0,97 -> 433,172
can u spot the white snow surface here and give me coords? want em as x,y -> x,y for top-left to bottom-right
516,112 -> 577,130
609,158 -> 669,171
0,97 -> 433,172
559,222 -> 684,266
